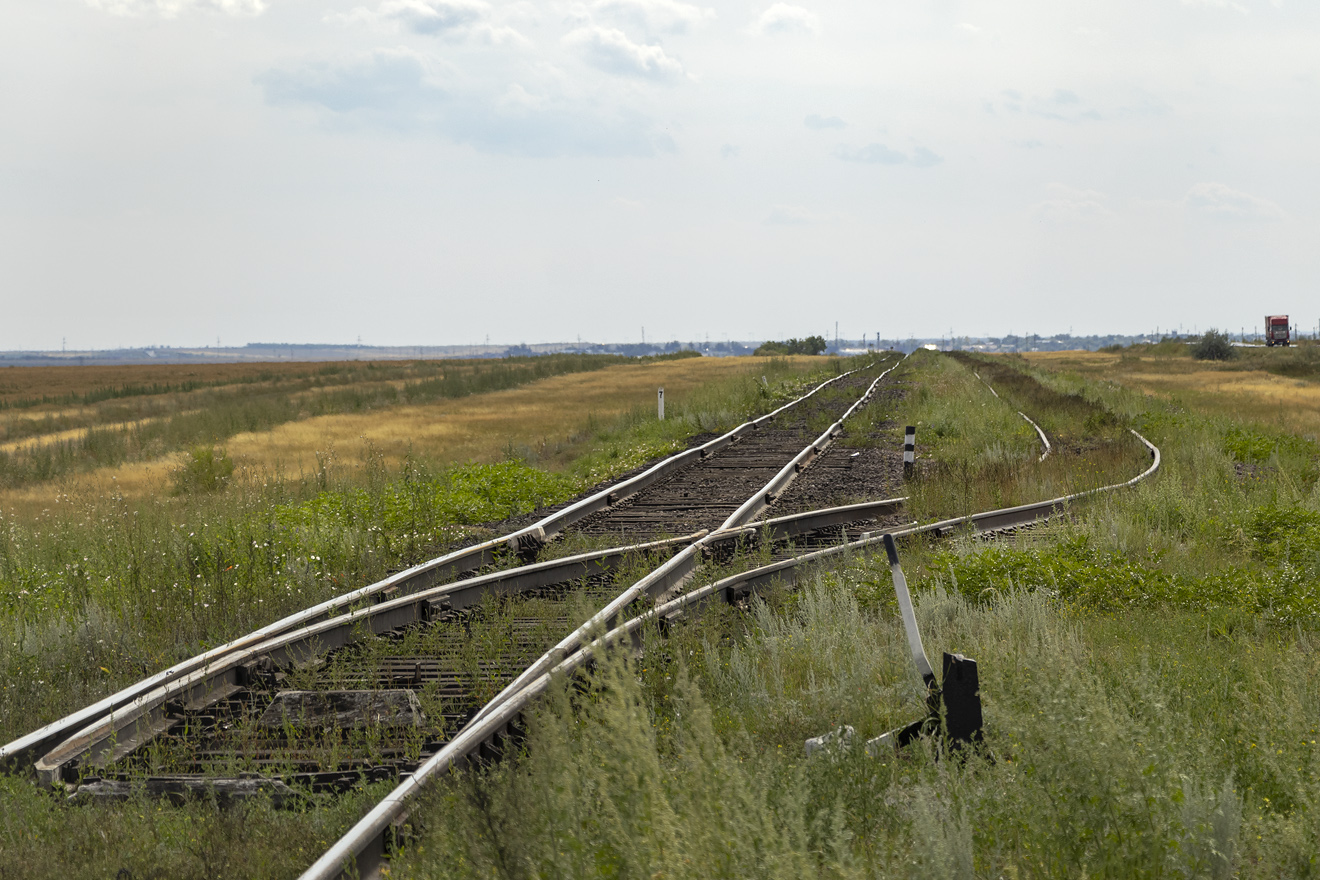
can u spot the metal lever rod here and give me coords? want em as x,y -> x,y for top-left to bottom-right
883,533 -> 935,687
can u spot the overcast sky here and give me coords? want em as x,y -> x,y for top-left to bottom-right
2,0 -> 1317,349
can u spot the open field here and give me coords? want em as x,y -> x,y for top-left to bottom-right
3,347 -> 1320,878
0,361 -> 335,408
1025,346 -> 1320,439
0,354 -> 690,494
0,353 -> 839,744
0,355 -> 803,514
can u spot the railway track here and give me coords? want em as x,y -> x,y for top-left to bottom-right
1,351 -> 1164,880
306,426 -> 1160,880
2,355 -> 909,804
570,367 -> 902,539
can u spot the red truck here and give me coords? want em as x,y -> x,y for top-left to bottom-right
1265,315 -> 1290,346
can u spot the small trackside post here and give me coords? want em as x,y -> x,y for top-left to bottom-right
658,387 -> 665,420
903,426 -> 916,478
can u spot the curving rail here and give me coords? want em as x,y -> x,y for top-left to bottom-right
1,356 -> 891,775
21,356 -> 907,787
302,427 -> 1159,880
974,370 -> 1051,462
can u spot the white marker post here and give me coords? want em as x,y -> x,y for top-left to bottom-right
903,425 -> 916,478
658,387 -> 665,420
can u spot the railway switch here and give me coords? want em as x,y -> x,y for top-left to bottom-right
805,533 -> 986,758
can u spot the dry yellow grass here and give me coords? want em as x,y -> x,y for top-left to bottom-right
1,377 -> 405,443
1020,351 -> 1122,370
1023,351 -> 1320,439
0,357 -> 804,512
0,414 -> 190,454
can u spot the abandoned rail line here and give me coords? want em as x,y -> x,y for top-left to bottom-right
0,352 -> 1164,880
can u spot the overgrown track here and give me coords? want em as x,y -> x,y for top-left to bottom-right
4,356 -> 912,812
573,370 -> 901,538
305,380 -> 1162,880
0,358 -> 891,776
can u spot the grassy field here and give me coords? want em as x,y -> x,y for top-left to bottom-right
0,352 -> 852,877
1024,344 -> 1320,440
3,346 -> 1320,878
0,354 -> 696,499
0,354 -> 824,515
386,348 -> 1319,879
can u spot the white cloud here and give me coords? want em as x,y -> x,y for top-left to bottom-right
330,0 -> 529,42
765,204 -> 816,225
257,48 -> 436,114
1032,184 -> 1112,222
1185,182 -> 1284,221
564,25 -> 686,81
85,0 -> 265,16
804,113 -> 845,130
593,0 -> 714,35
256,49 -> 675,156
1180,0 -> 1249,13
1000,88 -> 1104,123
374,0 -> 488,34
753,3 -> 819,36
835,143 -> 941,167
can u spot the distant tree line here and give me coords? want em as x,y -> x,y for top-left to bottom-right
754,336 -> 828,356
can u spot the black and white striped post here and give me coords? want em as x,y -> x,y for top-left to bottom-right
903,425 -> 916,478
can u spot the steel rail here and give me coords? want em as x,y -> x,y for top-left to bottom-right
973,370 -> 1051,462
304,427 -> 1161,880
723,353 -> 908,526
31,493 -> 910,786
1,357 -> 885,774
31,534 -> 704,785
30,364 -> 906,784
464,355 -> 908,729
1019,412 -> 1051,462
708,497 -> 907,547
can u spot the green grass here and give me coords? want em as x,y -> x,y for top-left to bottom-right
386,581 -> 1318,879
9,348 -> 1320,878
889,350 -> 1145,522
378,350 -> 1320,879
